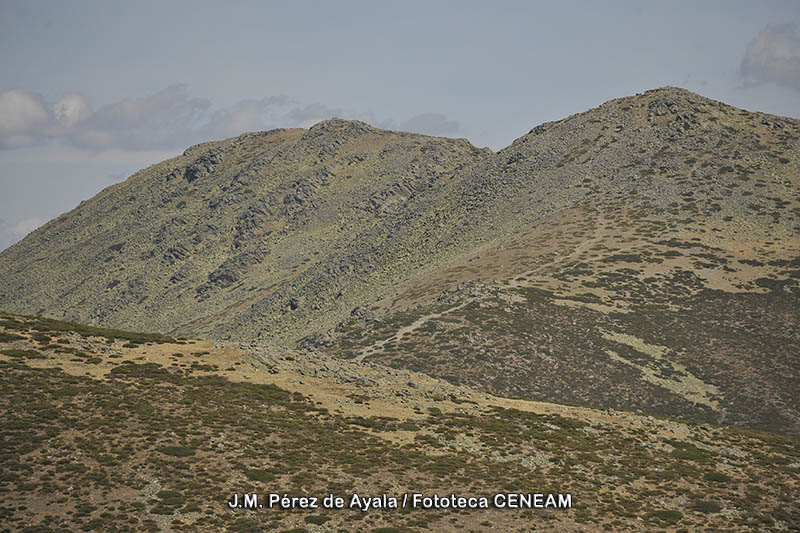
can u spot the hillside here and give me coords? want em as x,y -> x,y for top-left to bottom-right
1,312 -> 798,532
0,87 -> 798,434
0,122 -> 489,341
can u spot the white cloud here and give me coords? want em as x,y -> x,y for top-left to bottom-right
740,24 -> 800,91
0,215 -> 49,251
0,146 -> 179,166
72,84 -> 211,150
286,102 -> 346,128
0,90 -> 51,149
200,96 -> 292,138
397,113 -> 461,136
11,216 -> 48,236
0,85 -> 463,152
52,93 -> 90,131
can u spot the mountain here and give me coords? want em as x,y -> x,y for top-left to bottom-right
1,87 -> 798,434
0,121 -> 489,342
1,312 -> 798,531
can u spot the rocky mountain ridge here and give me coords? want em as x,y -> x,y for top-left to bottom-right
1,86 -> 798,433
2,87 -> 796,344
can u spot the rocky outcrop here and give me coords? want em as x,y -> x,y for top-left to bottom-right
0,88 -> 797,349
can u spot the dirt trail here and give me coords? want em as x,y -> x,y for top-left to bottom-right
354,301 -> 470,362
505,211 -> 608,288
356,212 -> 610,361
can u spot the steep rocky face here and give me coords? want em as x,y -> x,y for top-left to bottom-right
0,120 -> 489,340
1,87 -> 798,433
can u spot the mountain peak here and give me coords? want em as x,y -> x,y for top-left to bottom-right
308,117 -> 377,134
1,87 -> 797,350
641,85 -> 704,97
1,88 -> 798,434
613,86 -> 714,106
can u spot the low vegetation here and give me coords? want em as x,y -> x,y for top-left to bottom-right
1,312 -> 798,531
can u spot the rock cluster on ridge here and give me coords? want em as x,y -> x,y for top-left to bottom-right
1,87 -> 798,433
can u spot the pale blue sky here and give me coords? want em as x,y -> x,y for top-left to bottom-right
1,0 -> 799,250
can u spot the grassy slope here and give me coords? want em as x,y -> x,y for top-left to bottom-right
320,201 -> 800,435
1,312 -> 798,532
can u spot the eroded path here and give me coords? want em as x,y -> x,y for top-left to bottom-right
356,212 -> 610,361
504,210 -> 608,289
354,300 -> 470,362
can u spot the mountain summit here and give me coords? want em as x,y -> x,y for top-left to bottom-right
1,87 -> 798,432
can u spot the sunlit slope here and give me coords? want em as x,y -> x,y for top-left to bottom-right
1,312 -> 798,531
1,88 -> 796,349
0,88 -> 798,434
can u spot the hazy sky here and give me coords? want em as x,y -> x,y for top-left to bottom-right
1,0 -> 799,250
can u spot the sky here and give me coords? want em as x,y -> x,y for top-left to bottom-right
1,0 -> 799,251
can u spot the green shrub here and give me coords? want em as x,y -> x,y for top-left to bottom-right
652,509 -> 683,524
304,515 -> 329,525
693,500 -> 722,513
157,490 -> 184,506
704,471 -> 731,483
245,469 -> 274,482
53,386 -> 82,397
159,446 -> 195,457
0,332 -> 24,342
1,349 -> 44,359
666,440 -> 711,461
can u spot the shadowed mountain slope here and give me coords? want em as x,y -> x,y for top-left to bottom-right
1,87 -> 798,433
